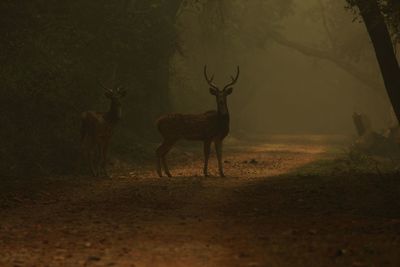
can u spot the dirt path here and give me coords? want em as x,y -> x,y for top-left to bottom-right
1,136 -> 399,267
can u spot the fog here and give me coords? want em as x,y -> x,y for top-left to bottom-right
2,0 -> 398,177
170,0 -> 394,135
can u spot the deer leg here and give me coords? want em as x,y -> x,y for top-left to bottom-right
162,153 -> 173,177
156,142 -> 164,177
156,153 -> 163,177
80,137 -> 90,175
215,140 -> 225,177
162,141 -> 176,178
98,142 -> 104,176
100,140 -> 110,178
203,140 -> 212,177
89,147 -> 98,177
156,142 -> 166,177
94,142 -> 102,177
157,140 -> 175,177
86,139 -> 97,177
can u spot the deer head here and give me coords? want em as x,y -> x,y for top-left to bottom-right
204,65 -> 240,116
99,81 -> 127,121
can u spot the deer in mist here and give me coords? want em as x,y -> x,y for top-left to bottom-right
156,65 -> 240,177
81,84 -> 126,177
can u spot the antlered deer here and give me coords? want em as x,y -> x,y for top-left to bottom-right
81,84 -> 126,177
156,65 -> 240,177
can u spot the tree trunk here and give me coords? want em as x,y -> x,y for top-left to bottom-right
356,0 -> 400,123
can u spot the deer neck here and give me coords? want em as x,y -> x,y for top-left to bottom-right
217,102 -> 230,128
105,100 -> 122,124
217,99 -> 229,117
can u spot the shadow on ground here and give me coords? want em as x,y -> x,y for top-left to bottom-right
1,135 -> 399,266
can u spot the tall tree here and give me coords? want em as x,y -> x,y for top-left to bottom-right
347,0 -> 400,122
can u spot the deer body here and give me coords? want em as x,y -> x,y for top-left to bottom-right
156,66 -> 239,177
157,111 -> 229,141
81,86 -> 126,177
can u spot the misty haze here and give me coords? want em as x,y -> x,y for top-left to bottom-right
1,1 -> 400,266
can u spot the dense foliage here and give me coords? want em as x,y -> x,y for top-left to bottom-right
0,0 -> 182,177
346,0 -> 400,37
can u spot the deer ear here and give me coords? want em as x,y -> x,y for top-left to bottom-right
209,87 -> 218,95
224,87 -> 233,95
119,88 -> 127,97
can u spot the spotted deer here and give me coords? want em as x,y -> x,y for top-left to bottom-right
81,83 -> 126,177
156,65 -> 240,177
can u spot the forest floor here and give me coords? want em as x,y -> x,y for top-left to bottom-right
1,135 -> 400,267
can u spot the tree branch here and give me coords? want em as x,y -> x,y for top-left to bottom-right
317,0 -> 336,49
268,31 -> 382,91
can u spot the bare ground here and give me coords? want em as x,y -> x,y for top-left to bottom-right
1,135 -> 400,267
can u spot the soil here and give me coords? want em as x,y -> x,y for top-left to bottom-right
1,135 -> 399,267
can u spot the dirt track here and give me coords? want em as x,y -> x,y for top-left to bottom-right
1,136 -> 400,267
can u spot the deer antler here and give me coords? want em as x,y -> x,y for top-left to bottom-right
223,66 -> 240,91
203,65 -> 218,90
98,80 -> 113,93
